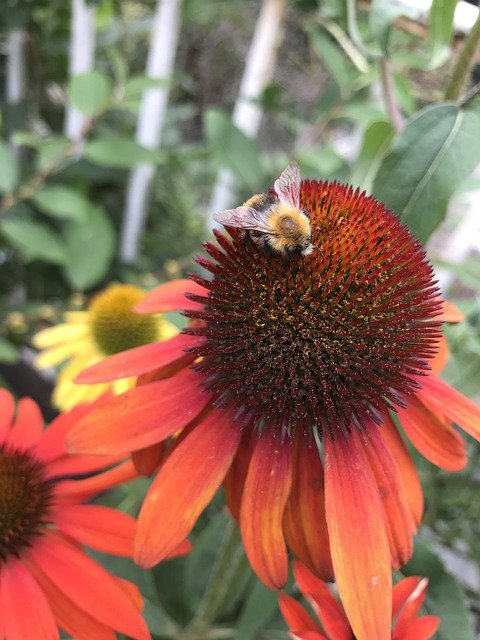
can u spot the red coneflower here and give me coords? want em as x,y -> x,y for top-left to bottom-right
279,561 -> 439,640
0,388 -> 188,639
68,171 -> 480,640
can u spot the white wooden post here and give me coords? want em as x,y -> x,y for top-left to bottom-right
208,0 -> 287,226
64,0 -> 96,142
119,0 -> 183,264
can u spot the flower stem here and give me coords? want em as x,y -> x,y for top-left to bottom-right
181,517 -> 244,640
380,56 -> 404,132
444,11 -> 480,101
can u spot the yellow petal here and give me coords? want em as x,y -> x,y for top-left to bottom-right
33,323 -> 90,348
112,377 -> 136,395
158,319 -> 179,341
35,339 -> 91,368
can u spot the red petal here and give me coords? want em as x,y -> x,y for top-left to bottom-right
392,576 -> 423,616
283,436 -> 334,581
398,395 -> 467,471
67,369 -> 211,455
359,426 -> 415,568
134,279 -> 208,313
53,505 -> 135,557
0,558 -> 58,640
6,397 -> 43,449
135,408 -> 241,567
25,560 -> 116,640
240,430 -> 292,590
132,443 -> 165,476
0,388 -> 15,441
45,453 -> 124,479
417,375 -> 480,442
55,459 -> 138,503
380,414 -> 423,526
293,561 -> 351,640
278,593 -> 322,636
75,333 -> 200,383
28,532 -> 150,640
438,300 -> 464,323
224,432 -> 254,522
324,428 -> 391,640
393,617 -> 440,640
166,539 -> 192,558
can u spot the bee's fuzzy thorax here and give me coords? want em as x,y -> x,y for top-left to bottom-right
268,204 -> 311,239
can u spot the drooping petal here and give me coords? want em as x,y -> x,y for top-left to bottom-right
392,617 -> 440,640
397,395 -> 467,471
380,414 -> 423,526
417,375 -> 480,442
359,426 -> 415,568
240,429 -> 292,590
429,334 -> 449,376
67,369 -> 211,455
0,557 -> 59,640
28,532 -> 150,640
278,593 -> 326,639
283,436 -> 334,582
6,397 -> 44,449
55,459 -> 138,503
134,279 -> 208,314
392,576 -> 423,617
324,428 -> 391,640
75,333 -> 201,383
393,577 -> 439,640
135,408 -> 241,568
224,432 -> 254,522
132,443 -> 165,476
293,561 -> 351,640
438,300 -> 464,323
24,561 -> 116,640
0,388 -> 15,441
53,505 -> 135,557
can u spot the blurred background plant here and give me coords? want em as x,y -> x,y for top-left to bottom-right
1,0 -> 480,638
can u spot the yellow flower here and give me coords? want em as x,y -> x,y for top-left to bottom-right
33,283 -> 177,410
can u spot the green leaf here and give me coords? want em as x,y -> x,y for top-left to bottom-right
36,137 -> 71,172
1,218 -> 67,264
234,579 -> 280,640
0,140 -> 19,192
403,537 -> 475,640
123,75 -> 169,99
0,338 -> 19,364
370,0 -> 417,53
309,28 -> 354,89
31,186 -> 92,222
84,136 -> 157,168
373,101 -> 480,243
350,120 -> 395,192
67,71 -> 112,117
429,0 -> 457,68
204,109 -> 266,192
62,204 -> 115,290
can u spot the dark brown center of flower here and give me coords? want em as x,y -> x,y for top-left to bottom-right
186,181 -> 442,438
0,445 -> 53,562
90,284 -> 159,356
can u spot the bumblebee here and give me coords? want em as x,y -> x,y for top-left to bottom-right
213,162 -> 313,258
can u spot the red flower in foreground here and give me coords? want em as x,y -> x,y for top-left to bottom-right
69,174 -> 480,640
0,389 -> 187,640
279,561 -> 439,640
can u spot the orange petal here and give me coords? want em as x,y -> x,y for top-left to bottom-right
67,369 -> 211,455
0,558 -> 58,640
278,593 -> 323,637
75,333 -> 200,383
359,426 -> 415,568
324,428 -> 391,640
132,443 -> 165,476
224,432 -> 254,522
55,459 -> 138,503
28,532 -> 150,640
293,561 -> 351,640
25,560 -> 116,640
166,539 -> 192,559
240,430 -> 292,590
429,334 -> 449,376
397,395 -> 467,471
392,576 -> 423,617
0,388 -> 15,441
417,375 -> 480,442
134,279 -> 208,314
283,436 -> 334,581
6,397 -> 43,449
135,408 -> 241,567
53,505 -> 135,557
438,300 -> 464,323
380,414 -> 423,526
393,578 -> 439,640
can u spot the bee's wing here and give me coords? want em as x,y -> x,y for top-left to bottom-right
213,206 -> 272,233
274,162 -> 301,208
